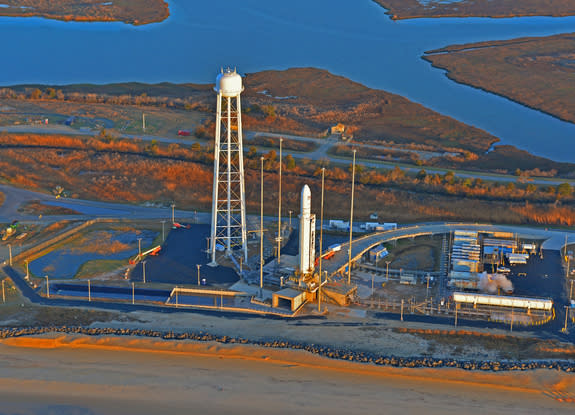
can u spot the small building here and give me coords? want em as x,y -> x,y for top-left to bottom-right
368,245 -> 388,263
382,223 -> 397,231
361,222 -> 381,231
321,282 -> 357,306
329,220 -> 349,230
272,288 -> 307,311
400,274 -> 417,285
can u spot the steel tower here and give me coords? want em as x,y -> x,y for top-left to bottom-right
209,68 -> 248,265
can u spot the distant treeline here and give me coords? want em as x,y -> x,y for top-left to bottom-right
0,133 -> 573,226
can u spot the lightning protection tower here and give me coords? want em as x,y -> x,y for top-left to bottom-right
209,68 -> 248,265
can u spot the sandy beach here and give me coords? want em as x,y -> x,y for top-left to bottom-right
0,334 -> 573,414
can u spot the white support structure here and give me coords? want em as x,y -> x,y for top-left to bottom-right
453,292 -> 553,311
210,68 -> 248,265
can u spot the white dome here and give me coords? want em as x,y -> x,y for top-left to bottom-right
215,69 -> 243,97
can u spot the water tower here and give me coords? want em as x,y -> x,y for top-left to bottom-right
209,68 -> 248,265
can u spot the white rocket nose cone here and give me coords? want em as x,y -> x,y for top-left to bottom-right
301,184 -> 311,200
301,185 -> 311,215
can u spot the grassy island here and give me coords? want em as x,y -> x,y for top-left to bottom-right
424,33 -> 575,125
374,0 -> 575,20
0,0 -> 169,25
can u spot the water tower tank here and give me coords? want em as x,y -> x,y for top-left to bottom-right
215,68 -> 243,97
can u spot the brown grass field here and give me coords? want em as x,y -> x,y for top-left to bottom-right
424,33 -> 575,124
0,133 -> 573,226
0,0 -> 169,25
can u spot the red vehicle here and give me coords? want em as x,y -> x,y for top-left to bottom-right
315,250 -> 335,267
177,130 -> 191,136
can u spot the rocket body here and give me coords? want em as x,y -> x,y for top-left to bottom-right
299,185 -> 316,274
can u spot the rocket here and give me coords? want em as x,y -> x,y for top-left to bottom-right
299,184 -> 316,274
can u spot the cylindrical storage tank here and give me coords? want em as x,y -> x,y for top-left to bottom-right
215,69 -> 243,97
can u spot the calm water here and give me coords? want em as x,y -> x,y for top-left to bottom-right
30,230 -> 156,279
1,0 -> 575,161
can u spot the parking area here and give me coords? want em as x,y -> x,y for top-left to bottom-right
130,224 -> 239,287
507,250 -> 565,301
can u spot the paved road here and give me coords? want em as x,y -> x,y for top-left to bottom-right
323,222 -> 575,277
2,124 -> 573,185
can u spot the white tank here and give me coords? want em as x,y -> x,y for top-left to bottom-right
215,68 -> 243,97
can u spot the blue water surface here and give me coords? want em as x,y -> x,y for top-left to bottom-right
30,230 -> 157,279
1,0 -> 575,161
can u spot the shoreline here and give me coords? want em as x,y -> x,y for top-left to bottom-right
0,334 -> 560,393
1,326 -> 573,373
1,333 -> 573,413
0,0 -> 170,26
423,53 -> 575,128
373,0 -> 575,21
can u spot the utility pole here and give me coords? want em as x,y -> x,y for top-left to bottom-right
277,137 -> 283,265
426,274 -> 430,300
8,244 -> 11,266
142,261 -> 146,284
138,238 -> 142,259
2,279 -> 5,303
25,260 -> 29,279
289,210 -> 292,230
455,303 -> 458,327
132,282 -> 135,305
347,149 -> 356,285
400,298 -> 404,321
510,306 -> 514,332
161,220 -> 166,242
197,264 -> 201,286
371,272 -> 375,301
260,156 -> 264,297
88,279 -> 91,302
142,113 -> 146,132
570,279 -> 574,301
563,306 -> 570,333
171,203 -> 175,225
385,260 -> 391,282
45,275 -> 49,298
318,168 -> 325,313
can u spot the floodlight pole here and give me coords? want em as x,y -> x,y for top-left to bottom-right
347,149 -> 356,285
260,156 -> 264,297
45,275 -> 49,298
171,203 -> 175,225
161,220 -> 166,242
2,280 -> 5,303
88,279 -> 91,302
197,264 -> 201,286
318,168 -> 325,313
277,137 -> 283,265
